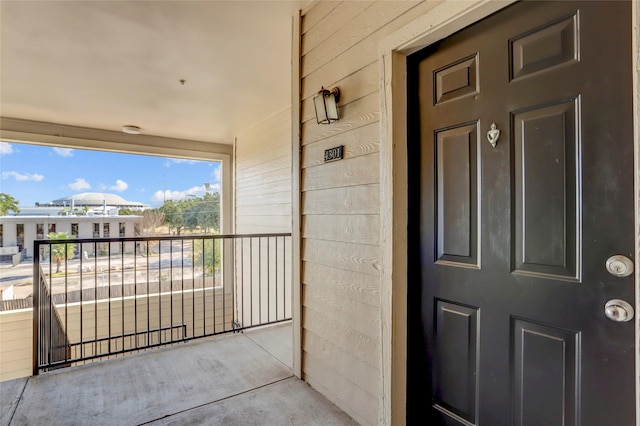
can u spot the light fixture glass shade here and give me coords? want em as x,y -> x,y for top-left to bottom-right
122,125 -> 142,135
314,87 -> 340,124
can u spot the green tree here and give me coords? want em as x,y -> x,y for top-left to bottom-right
182,194 -> 221,233
197,193 -> 220,233
118,208 -> 137,216
160,200 -> 185,235
0,193 -> 20,216
193,237 -> 221,277
46,232 -> 76,273
160,194 -> 221,235
181,197 -> 201,232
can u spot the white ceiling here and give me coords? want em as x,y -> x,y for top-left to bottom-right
0,0 -> 308,145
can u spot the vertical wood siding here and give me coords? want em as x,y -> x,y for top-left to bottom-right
235,108 -> 292,234
299,1 -> 441,424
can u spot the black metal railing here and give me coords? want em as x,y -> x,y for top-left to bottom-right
33,265 -> 70,371
33,233 -> 291,374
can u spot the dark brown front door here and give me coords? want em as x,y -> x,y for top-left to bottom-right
407,1 -> 635,424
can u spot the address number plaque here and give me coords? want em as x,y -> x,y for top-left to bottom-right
324,145 -> 344,162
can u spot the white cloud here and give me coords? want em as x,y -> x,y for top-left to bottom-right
99,179 -> 128,192
151,184 -> 220,205
109,179 -> 128,192
163,158 -> 200,168
69,178 -> 90,190
206,182 -> 220,192
0,142 -> 13,156
52,147 -> 73,157
170,158 -> 198,164
152,190 -> 169,205
1,171 -> 44,181
210,166 -> 221,183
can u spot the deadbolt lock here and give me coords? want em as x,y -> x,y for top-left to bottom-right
605,255 -> 634,278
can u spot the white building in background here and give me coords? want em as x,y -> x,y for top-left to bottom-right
0,192 -> 146,259
21,192 -> 148,216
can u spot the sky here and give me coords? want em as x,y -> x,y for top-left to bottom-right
0,142 -> 221,208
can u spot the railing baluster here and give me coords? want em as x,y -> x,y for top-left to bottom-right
146,240 -> 150,348
283,237 -> 287,320
250,238 -> 253,327
191,239 -> 195,339
48,245 -> 52,368
121,241 -> 125,353
108,242 -> 112,356
213,236 -> 217,334
94,241 -> 97,359
158,240 -> 162,346
181,239 -> 184,342
258,237 -> 262,325
275,237 -> 279,322
79,243 -> 84,361
230,237 -> 235,332
240,237 -> 244,329
170,239 -> 173,343
64,243 -> 68,364
201,238 -> 205,336
267,237 -> 270,323
134,241 -> 138,350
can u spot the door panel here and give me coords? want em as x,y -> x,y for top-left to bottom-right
513,99 -> 579,280
434,54 -> 479,105
509,13 -> 578,81
407,1 -> 635,425
512,318 -> 579,426
436,122 -> 479,267
433,301 -> 479,423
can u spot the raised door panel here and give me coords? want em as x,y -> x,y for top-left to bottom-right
512,318 -> 579,426
512,99 -> 580,280
433,301 -> 479,424
435,123 -> 479,267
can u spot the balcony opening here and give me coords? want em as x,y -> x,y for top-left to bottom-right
1,141 -> 226,305
1,141 -> 292,382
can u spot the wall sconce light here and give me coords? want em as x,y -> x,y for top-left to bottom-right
314,86 -> 340,124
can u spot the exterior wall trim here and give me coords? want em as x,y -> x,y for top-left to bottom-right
632,4 -> 639,425
291,9 -> 303,379
378,1 -> 640,425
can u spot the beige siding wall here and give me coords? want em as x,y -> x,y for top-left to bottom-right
234,108 -> 293,330
235,108 -> 292,234
0,309 -> 32,382
299,2 -> 441,424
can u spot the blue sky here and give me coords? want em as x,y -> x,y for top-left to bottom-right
0,142 -> 221,208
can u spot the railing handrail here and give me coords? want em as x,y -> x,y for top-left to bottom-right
33,232 -> 292,246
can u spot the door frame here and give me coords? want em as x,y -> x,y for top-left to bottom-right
377,1 -> 640,425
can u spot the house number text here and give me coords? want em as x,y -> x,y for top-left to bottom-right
324,145 -> 344,162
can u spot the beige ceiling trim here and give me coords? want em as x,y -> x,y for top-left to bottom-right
0,117 -> 232,161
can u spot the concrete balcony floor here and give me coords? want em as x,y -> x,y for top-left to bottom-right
1,323 -> 357,425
